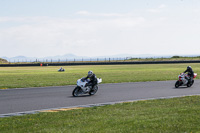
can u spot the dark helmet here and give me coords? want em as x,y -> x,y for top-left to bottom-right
187,66 -> 192,69
88,70 -> 93,78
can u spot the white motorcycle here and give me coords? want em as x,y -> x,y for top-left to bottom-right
72,78 -> 102,97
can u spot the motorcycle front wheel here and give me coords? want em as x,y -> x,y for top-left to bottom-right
89,86 -> 98,95
175,81 -> 180,88
72,87 -> 82,97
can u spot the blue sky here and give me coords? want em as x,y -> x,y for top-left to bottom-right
1,0 -> 200,58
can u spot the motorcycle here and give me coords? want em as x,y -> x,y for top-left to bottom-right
58,68 -> 65,72
72,77 -> 102,97
175,73 -> 197,88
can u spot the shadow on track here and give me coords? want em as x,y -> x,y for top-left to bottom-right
173,86 -> 191,89
68,94 -> 92,98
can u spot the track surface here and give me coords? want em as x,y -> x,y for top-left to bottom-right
1,80 -> 200,114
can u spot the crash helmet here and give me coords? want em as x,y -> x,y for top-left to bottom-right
88,70 -> 93,77
187,66 -> 192,69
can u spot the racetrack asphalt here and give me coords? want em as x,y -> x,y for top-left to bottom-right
1,80 -> 200,115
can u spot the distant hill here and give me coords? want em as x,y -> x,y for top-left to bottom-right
0,54 -> 157,62
1,54 -> 200,63
0,58 -> 8,63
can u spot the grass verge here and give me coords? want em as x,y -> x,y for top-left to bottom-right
0,63 -> 200,89
1,96 -> 200,132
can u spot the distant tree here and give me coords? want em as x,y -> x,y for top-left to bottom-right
171,56 -> 181,58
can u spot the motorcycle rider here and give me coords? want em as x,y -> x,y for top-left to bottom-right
184,66 -> 194,84
58,67 -> 65,71
83,71 -> 97,90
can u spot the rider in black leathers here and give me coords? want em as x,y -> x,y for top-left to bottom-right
184,66 -> 194,84
83,71 -> 97,90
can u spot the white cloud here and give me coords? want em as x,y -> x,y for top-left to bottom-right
76,11 -> 132,17
147,4 -> 167,13
0,16 -> 51,23
158,4 -> 166,9
76,11 -> 91,16
192,9 -> 200,13
0,15 -> 147,57
1,8 -> 200,58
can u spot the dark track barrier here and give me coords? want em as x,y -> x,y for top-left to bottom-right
1,60 -> 200,67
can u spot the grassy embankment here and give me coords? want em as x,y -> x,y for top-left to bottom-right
1,96 -> 200,132
0,63 -> 200,89
128,56 -> 200,61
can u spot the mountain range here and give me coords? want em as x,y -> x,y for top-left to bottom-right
0,54 -> 162,62
1,53 -> 199,62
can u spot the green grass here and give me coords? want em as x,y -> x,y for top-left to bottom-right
0,63 -> 200,89
128,56 -> 200,61
1,96 -> 200,132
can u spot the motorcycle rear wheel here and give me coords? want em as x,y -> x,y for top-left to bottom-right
187,80 -> 194,87
89,86 -> 98,95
